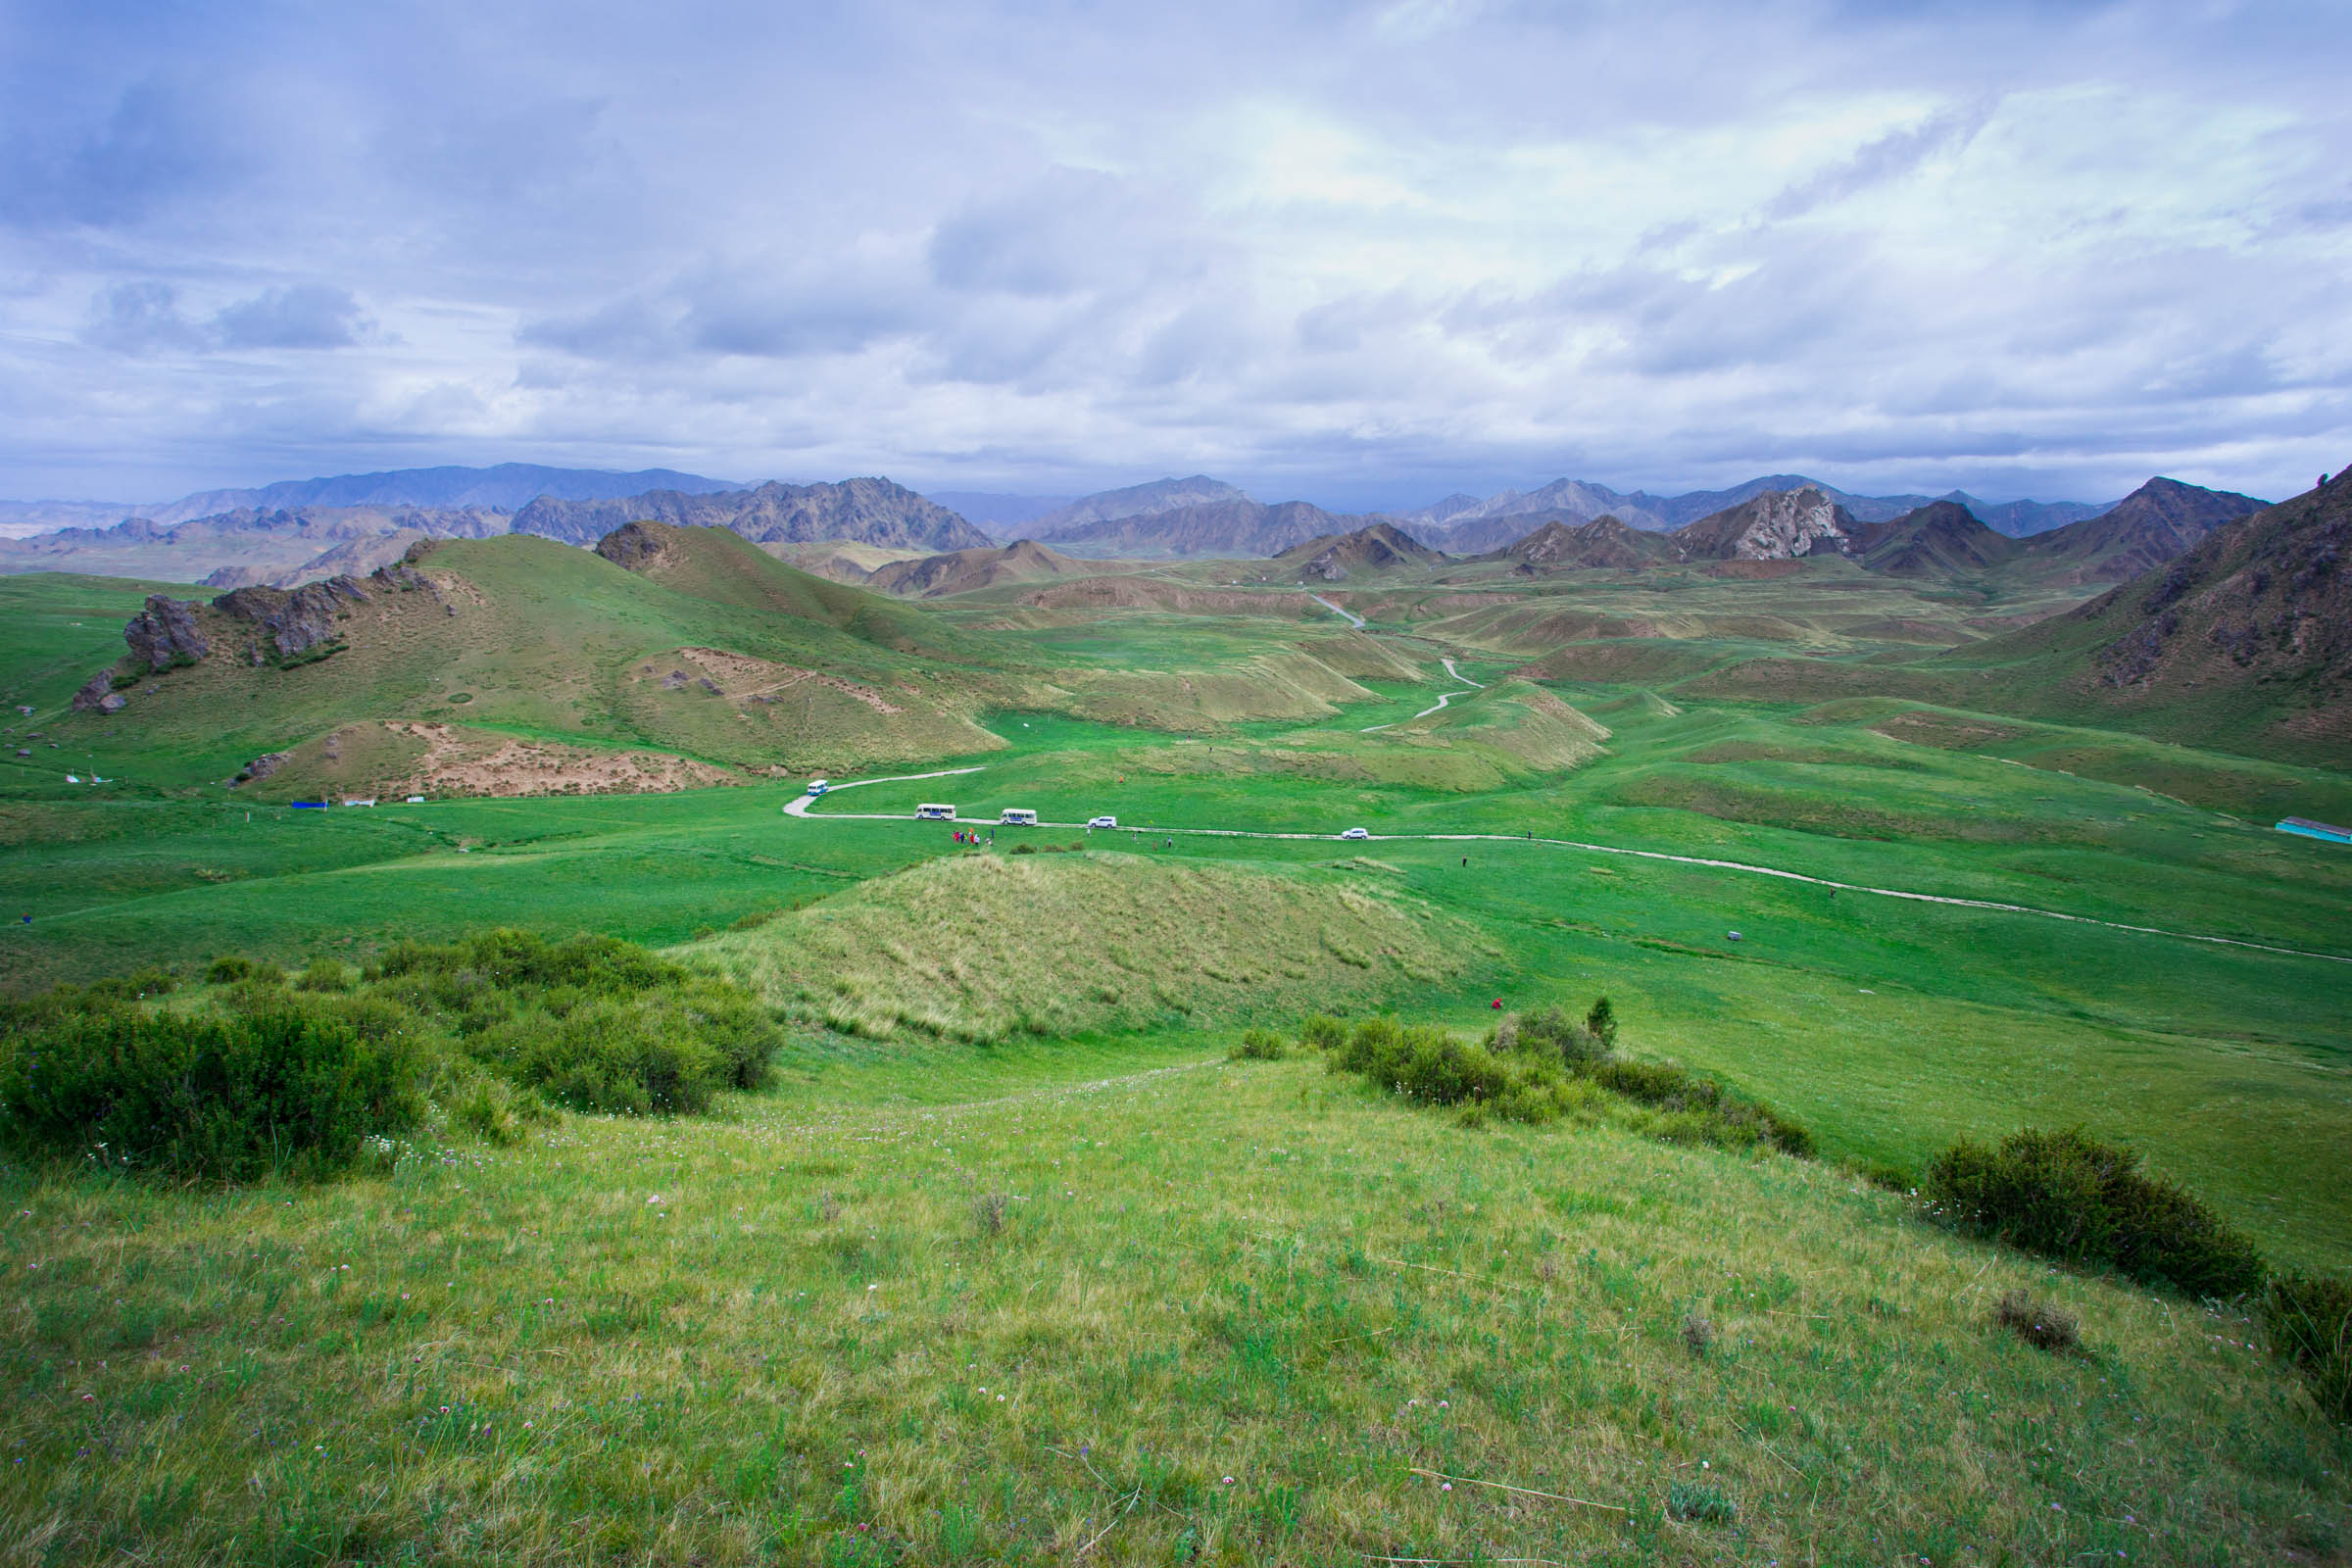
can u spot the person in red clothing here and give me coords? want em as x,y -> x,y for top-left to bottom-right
1492,999 -> 1502,1009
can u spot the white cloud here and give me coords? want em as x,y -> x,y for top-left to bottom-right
0,0 -> 2347,505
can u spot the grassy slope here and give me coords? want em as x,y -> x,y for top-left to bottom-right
17,538 -> 1022,793
3,1056 -> 2343,1565
6,574 -> 2352,1561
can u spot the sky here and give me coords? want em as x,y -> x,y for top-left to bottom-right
2,0 -> 2349,512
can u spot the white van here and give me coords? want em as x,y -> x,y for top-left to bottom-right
1000,808 -> 1038,825
1087,814 -> 1117,829
914,803 -> 956,819
808,778 -> 829,796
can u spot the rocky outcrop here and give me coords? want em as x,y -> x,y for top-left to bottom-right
1672,487 -> 1860,562
234,751 -> 292,785
123,595 -> 211,671
71,672 -> 125,713
212,576 -> 369,663
594,518 -> 669,569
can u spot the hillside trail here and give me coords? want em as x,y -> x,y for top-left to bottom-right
1359,656 -> 1485,732
789,764 -> 2352,967
1307,593 -> 1364,628
783,765 -> 986,817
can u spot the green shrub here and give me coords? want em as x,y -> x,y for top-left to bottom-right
84,967 -> 176,1002
1924,1127 -> 2264,1298
366,929 -> 781,1109
488,998 -> 724,1115
294,957 -> 352,993
1321,1011 -> 1812,1153
1230,1028 -> 1286,1061
206,955 -> 257,984
1840,1156 -> 1917,1193
1577,1056 -> 1814,1157
1513,1004 -> 1607,1065
1585,996 -> 1619,1052
2261,1272 -> 2352,1423
1335,1017 -> 1513,1107
371,928 -> 678,995
0,1005 -> 423,1181
1298,1014 -> 1347,1052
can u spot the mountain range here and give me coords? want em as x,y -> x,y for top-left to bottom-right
1404,474 -> 2113,545
508,477 -> 990,553
0,464 -> 745,537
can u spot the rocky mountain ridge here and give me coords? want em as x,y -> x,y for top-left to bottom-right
510,477 -> 989,553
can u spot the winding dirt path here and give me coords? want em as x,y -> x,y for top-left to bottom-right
786,764 -> 2351,966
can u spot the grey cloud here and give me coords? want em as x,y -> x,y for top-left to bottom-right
1761,100 -> 1996,222
3,0 -> 2347,507
1,78 -> 239,228
213,285 -> 370,349
79,282 -> 206,355
929,169 -> 1194,298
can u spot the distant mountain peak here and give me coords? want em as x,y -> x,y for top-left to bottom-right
1024,476 -> 1252,539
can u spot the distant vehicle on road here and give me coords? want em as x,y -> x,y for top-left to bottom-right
1000,808 -> 1038,825
915,803 -> 956,819
1087,814 -> 1117,829
1339,827 -> 1370,840
808,778 -> 829,796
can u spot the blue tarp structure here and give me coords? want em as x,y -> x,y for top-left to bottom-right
2276,816 -> 2352,844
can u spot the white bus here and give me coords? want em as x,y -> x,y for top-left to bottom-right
999,808 -> 1038,825
914,803 -> 956,819
807,778 -> 829,796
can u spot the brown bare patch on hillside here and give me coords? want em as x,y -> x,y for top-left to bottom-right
388,722 -> 736,797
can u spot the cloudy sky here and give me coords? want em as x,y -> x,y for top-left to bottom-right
3,0 -> 2348,510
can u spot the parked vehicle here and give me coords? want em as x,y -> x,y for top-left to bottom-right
1000,808 -> 1039,825
1340,827 -> 1370,840
915,803 -> 956,819
1087,815 -> 1117,829
808,778 -> 829,796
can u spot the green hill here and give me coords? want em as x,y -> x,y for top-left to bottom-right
33,532 -> 1025,795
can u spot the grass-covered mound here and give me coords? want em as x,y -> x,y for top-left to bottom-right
0,931 -> 783,1181
693,851 -> 1476,1044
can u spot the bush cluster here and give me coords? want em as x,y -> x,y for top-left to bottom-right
368,929 -> 782,1115
1228,1028 -> 1286,1061
1923,1126 -> 2265,1298
0,1003 -> 422,1181
1306,1003 -> 1812,1156
0,928 -> 786,1182
1923,1125 -> 2352,1420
